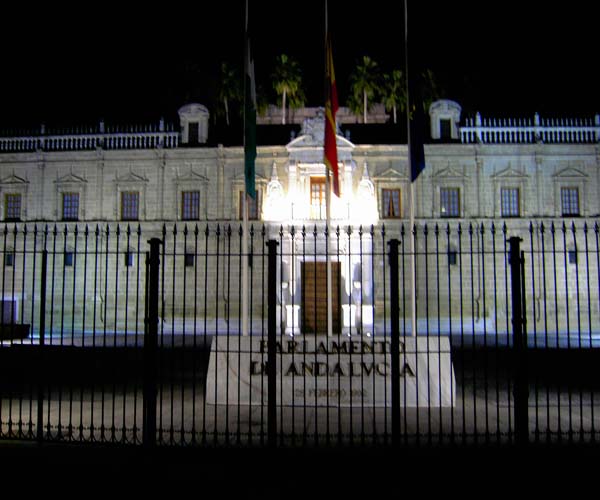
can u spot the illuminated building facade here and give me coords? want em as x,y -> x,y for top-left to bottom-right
1,100 -> 599,339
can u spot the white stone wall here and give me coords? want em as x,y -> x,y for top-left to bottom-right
1,129 -> 599,340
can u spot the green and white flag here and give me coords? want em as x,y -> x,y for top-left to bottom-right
244,31 -> 257,200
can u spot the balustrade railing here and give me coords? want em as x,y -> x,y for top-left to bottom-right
460,112 -> 600,144
0,121 -> 179,152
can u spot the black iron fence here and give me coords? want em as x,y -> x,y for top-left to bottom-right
0,220 -> 599,447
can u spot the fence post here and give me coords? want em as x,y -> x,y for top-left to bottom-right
266,239 -> 279,447
508,236 -> 529,446
143,238 -> 162,447
387,239 -> 401,447
36,250 -> 48,443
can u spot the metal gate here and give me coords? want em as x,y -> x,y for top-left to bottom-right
1,221 -> 599,447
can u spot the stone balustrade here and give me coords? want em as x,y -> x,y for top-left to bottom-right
0,120 -> 179,152
460,112 -> 600,144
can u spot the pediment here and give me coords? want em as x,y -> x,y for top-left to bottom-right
432,164 -> 467,179
54,171 -> 87,184
553,166 -> 588,179
490,166 -> 528,180
286,133 -> 354,150
373,167 -> 408,181
176,169 -> 209,184
115,170 -> 148,183
232,172 -> 268,183
0,172 -> 29,185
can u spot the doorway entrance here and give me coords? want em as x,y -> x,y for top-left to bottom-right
301,261 -> 341,334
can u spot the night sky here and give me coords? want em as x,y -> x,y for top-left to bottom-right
0,1 -> 598,130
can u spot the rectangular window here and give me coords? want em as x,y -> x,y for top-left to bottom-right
188,122 -> 199,145
447,251 -> 458,266
561,187 -> 580,216
64,252 -> 74,267
4,194 -> 21,222
4,253 -> 14,267
239,191 -> 260,220
124,251 -> 134,267
440,188 -> 460,217
184,253 -> 195,267
62,192 -> 79,221
440,119 -> 452,140
568,250 -> 578,265
0,299 -> 17,323
382,189 -> 401,219
182,191 -> 200,220
501,188 -> 520,217
121,192 -> 139,221
310,176 -> 327,219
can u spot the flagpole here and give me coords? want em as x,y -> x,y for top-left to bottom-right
325,1 -> 333,337
405,0 -> 417,337
242,0 -> 252,337
242,198 -> 249,336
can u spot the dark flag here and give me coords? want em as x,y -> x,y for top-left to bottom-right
404,1 -> 426,182
407,71 -> 426,182
324,34 -> 340,197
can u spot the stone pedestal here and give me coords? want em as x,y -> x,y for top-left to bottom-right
206,335 -> 455,407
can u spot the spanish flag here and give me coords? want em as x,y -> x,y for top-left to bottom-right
324,35 -> 340,197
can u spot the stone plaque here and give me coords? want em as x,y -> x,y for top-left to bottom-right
206,336 -> 455,407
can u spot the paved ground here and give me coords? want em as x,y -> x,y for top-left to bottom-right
2,346 -> 599,447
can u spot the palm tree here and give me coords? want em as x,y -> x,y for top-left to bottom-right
216,62 -> 242,127
382,69 -> 406,124
419,69 -> 441,112
271,54 -> 304,125
348,56 -> 381,123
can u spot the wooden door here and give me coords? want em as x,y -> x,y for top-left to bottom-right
301,261 -> 340,334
